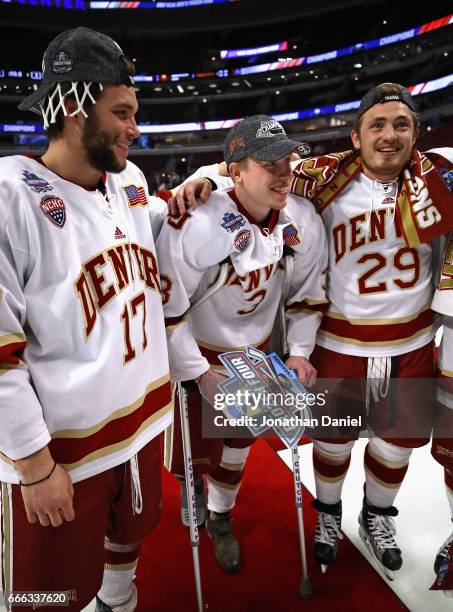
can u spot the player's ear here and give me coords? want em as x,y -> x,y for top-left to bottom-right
351,129 -> 360,151
229,162 -> 241,183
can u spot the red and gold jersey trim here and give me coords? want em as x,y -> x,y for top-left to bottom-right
318,307 -> 433,346
48,374 -> 171,468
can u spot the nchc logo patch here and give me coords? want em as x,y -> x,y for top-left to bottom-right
39,195 -> 66,228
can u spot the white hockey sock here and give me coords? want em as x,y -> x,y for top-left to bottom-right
97,540 -> 140,610
313,440 -> 355,504
364,438 -> 412,508
207,445 -> 250,513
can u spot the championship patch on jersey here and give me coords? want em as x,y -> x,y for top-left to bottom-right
22,171 -> 53,193
221,212 -> 245,233
123,184 -> 148,207
39,195 -> 66,227
283,224 -> 301,246
234,229 -> 250,252
439,168 -> 453,193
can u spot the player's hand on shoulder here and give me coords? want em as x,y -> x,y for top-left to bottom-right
285,356 -> 317,387
169,178 -> 213,216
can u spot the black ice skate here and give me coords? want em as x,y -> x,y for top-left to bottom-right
358,499 -> 402,581
434,528 -> 453,598
312,499 -> 343,574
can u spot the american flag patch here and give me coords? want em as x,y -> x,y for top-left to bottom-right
123,184 -> 148,207
283,224 -> 300,246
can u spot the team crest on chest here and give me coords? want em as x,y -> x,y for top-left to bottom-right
39,195 -> 66,228
221,212 -> 245,233
283,223 -> 301,246
22,171 -> 53,193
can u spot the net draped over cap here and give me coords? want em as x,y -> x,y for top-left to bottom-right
356,83 -> 416,119
224,114 -> 308,165
18,27 -> 134,114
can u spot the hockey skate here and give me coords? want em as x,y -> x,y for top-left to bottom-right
358,499 -> 402,580
312,499 -> 343,574
180,476 -> 207,527
434,529 -> 453,598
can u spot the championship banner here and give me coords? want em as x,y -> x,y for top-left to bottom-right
216,346 -> 311,449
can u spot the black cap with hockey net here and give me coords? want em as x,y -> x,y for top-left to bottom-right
356,82 -> 416,119
18,27 -> 134,114
224,115 -> 309,166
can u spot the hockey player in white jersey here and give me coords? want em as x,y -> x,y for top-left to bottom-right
156,115 -> 328,574
169,84 -> 453,580
0,28 -> 170,611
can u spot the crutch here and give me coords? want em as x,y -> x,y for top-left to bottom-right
178,258 -> 230,611
177,381 -> 204,612
280,246 -> 312,598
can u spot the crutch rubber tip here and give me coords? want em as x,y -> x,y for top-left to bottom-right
299,578 -> 313,598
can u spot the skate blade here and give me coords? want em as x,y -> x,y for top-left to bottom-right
358,526 -> 394,581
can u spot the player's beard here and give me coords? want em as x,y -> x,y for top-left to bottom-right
81,114 -> 126,174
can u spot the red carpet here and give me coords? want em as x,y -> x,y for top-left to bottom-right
137,440 -> 407,611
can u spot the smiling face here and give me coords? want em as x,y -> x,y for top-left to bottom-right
81,84 -> 140,173
351,101 -> 418,182
230,155 -> 293,221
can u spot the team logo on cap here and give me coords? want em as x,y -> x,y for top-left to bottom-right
234,229 -> 251,252
22,171 -> 53,193
229,137 -> 245,154
283,224 -> 301,247
52,51 -> 73,74
40,195 -> 66,227
221,212 -> 246,233
256,119 -> 285,139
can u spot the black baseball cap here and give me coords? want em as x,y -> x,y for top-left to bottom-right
356,83 -> 416,119
224,115 -> 309,166
19,27 -> 134,113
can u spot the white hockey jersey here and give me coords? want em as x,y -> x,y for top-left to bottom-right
0,156 -> 171,484
183,151 -> 453,357
315,170 -> 435,357
156,189 -> 328,382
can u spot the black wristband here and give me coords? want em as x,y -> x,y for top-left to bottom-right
201,177 -> 218,191
19,460 -> 57,487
